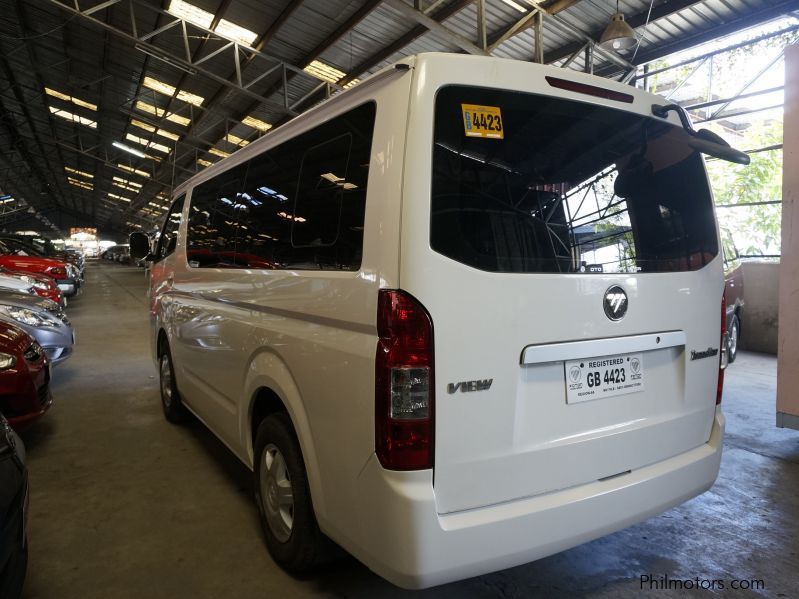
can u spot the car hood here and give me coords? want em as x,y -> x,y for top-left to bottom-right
0,255 -> 66,270
0,320 -> 34,354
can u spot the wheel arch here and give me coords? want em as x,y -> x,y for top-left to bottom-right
243,350 -> 326,521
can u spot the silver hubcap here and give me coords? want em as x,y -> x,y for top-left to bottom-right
260,443 -> 294,542
730,319 -> 739,356
160,355 -> 172,408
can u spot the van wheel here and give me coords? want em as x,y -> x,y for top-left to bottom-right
158,343 -> 190,423
728,314 -> 740,364
254,413 -> 323,573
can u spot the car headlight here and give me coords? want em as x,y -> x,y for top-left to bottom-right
1,306 -> 58,327
0,352 -> 16,370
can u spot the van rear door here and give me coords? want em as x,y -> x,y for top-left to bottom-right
401,85 -> 724,514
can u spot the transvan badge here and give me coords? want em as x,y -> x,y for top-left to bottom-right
603,285 -> 628,321
690,347 -> 719,361
447,379 -> 493,394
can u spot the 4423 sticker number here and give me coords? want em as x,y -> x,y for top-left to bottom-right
461,104 -> 504,139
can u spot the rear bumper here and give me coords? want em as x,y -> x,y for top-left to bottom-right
349,409 -> 725,589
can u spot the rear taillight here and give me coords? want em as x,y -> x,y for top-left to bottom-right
717,294 -> 729,405
375,290 -> 434,470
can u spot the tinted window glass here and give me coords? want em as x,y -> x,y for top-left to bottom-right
237,102 -> 376,270
186,166 -> 246,268
431,86 -> 718,274
292,134 -> 351,248
155,195 -> 185,261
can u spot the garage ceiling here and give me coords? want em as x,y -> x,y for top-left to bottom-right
0,0 -> 797,237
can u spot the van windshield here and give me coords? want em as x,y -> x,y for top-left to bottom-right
430,85 -> 718,274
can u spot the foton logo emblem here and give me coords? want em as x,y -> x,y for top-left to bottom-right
447,379 -> 493,394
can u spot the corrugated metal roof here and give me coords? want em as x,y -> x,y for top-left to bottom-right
0,0 -> 796,234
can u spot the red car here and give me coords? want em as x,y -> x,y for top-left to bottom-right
0,267 -> 63,307
0,321 -> 51,431
0,241 -> 78,297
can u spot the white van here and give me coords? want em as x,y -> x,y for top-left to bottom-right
131,53 -> 744,589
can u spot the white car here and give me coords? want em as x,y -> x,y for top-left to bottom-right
0,274 -> 35,296
132,53 -> 746,589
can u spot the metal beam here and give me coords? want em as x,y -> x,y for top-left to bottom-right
45,0 -> 333,114
383,0 -> 488,56
477,0 -> 487,50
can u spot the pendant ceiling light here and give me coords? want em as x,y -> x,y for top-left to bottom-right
599,0 -> 637,51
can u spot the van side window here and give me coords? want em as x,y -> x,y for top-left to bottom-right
155,195 -> 185,262
186,166 -> 246,268
237,102 -> 376,270
292,134 -> 352,248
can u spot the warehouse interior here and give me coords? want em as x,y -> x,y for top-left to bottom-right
1,0 -> 798,597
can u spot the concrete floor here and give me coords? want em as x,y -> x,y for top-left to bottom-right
18,262 -> 799,598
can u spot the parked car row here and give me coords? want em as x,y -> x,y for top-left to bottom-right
0,411 -> 27,599
0,239 -> 83,595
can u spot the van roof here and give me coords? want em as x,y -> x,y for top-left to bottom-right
171,53 -> 683,198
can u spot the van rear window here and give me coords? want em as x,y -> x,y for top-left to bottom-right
431,86 -> 718,274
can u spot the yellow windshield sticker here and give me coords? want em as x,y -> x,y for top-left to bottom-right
461,104 -> 504,139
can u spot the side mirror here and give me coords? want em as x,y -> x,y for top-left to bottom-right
129,231 -> 153,261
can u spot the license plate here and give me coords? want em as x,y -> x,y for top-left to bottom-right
564,352 -> 644,404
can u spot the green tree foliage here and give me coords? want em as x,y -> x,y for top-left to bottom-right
705,118 -> 783,256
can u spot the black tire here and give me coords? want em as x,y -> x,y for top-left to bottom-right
158,342 -> 190,424
728,313 -> 740,364
254,413 -> 324,574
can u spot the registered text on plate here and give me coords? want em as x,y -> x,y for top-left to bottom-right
564,352 -> 644,404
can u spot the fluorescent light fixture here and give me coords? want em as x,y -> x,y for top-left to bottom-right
154,128 -> 180,142
143,76 -> 205,106
108,192 -> 133,202
49,106 -> 97,128
130,119 -> 155,133
304,60 -> 347,84
197,158 -> 214,168
277,211 -> 306,223
67,177 -> 94,190
113,141 -> 147,158
320,172 -> 358,189
132,119 -> 180,141
113,182 -> 141,193
135,101 -> 191,127
168,0 -> 257,46
224,133 -> 249,147
208,148 -> 230,158
45,87 -> 97,111
64,166 -> 93,179
112,176 -> 142,188
242,115 -> 272,132
125,133 -> 171,154
117,164 -> 150,177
